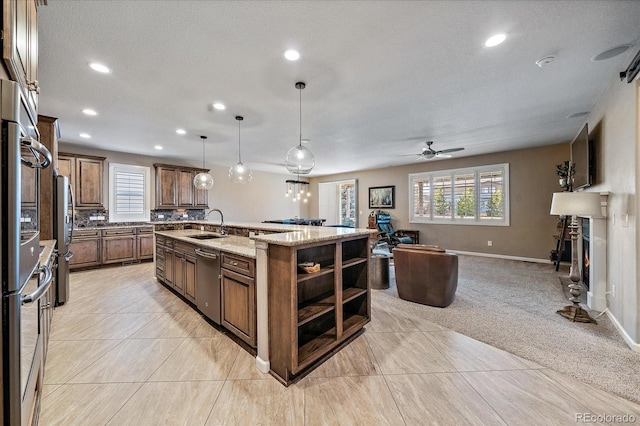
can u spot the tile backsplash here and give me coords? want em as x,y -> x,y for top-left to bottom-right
74,209 -> 205,227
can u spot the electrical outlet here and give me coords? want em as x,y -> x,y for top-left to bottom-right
200,226 -> 204,231
182,213 -> 188,218
487,240 -> 492,247
157,214 -> 165,219
89,216 -> 98,221
611,284 -> 616,297
97,216 -> 105,220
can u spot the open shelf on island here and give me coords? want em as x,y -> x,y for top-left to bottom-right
298,292 -> 336,326
297,265 -> 335,283
342,257 -> 367,269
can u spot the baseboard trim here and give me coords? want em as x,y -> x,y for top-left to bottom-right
451,250 -> 551,264
604,309 -> 640,351
255,355 -> 270,374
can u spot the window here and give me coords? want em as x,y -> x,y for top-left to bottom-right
108,163 -> 151,222
318,179 -> 358,227
409,163 -> 509,225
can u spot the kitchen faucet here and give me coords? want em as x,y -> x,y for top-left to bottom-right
206,208 -> 226,235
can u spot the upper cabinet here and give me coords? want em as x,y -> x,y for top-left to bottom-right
58,153 -> 105,209
154,164 -> 209,209
2,0 -> 39,118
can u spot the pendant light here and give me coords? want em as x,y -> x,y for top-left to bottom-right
193,135 -> 214,190
285,81 -> 315,175
285,174 -> 311,203
229,115 -> 252,183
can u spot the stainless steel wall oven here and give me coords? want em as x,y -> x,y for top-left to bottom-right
1,78 -> 53,425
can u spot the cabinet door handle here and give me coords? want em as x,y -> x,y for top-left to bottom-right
231,261 -> 238,266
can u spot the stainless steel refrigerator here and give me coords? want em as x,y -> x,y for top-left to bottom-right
53,174 -> 74,305
1,78 -> 53,425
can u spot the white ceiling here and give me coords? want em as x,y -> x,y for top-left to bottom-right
38,1 -> 640,177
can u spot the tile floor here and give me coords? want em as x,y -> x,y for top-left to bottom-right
40,263 -> 640,425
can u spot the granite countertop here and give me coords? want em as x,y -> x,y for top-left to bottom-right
74,223 -> 154,230
39,240 -> 57,264
251,226 -> 376,246
155,230 -> 256,258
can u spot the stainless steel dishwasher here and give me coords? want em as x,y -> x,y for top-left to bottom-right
195,247 -> 221,324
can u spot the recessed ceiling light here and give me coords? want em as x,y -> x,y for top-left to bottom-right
79,133 -> 91,139
176,128 -> 186,135
212,102 -> 226,110
284,49 -> 300,61
485,33 -> 506,47
82,108 -> 97,116
88,62 -> 111,73
591,44 -> 633,61
154,145 -> 163,150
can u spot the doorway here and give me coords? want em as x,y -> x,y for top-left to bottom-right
318,179 -> 358,227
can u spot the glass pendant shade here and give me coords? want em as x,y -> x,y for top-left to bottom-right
194,135 -> 214,190
285,145 -> 315,174
193,172 -> 214,190
229,115 -> 252,184
285,81 -> 315,175
229,162 -> 252,184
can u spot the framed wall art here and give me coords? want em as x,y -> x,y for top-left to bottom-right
369,185 -> 395,209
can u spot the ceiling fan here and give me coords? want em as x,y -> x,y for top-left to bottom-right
399,141 -> 465,160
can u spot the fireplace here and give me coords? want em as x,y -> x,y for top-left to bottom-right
581,217 -> 590,290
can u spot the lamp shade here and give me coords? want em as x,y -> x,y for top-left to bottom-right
550,192 -> 602,217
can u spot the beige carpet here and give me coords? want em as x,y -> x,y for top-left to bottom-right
378,255 -> 640,404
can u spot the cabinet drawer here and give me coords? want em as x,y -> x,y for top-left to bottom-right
174,241 -> 196,254
73,229 -> 100,239
222,253 -> 255,278
137,226 -> 154,234
156,235 -> 166,246
102,228 -> 136,236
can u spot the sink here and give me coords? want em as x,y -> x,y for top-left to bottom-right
187,234 -> 226,240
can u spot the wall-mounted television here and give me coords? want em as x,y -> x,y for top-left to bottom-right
570,123 -> 594,190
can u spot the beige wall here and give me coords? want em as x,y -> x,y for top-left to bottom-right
585,61 -> 638,343
310,143 -> 569,261
58,142 -> 308,222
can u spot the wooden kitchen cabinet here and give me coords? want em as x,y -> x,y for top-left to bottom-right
102,228 -> 136,264
268,236 -> 370,384
136,227 -> 154,260
154,163 -> 209,209
221,253 -> 256,347
58,153 -> 105,209
37,115 -> 60,240
171,241 -> 198,303
2,0 -> 39,117
69,229 -> 101,270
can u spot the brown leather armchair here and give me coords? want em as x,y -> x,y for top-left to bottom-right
393,244 -> 458,308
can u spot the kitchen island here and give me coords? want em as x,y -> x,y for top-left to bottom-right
153,222 -> 375,384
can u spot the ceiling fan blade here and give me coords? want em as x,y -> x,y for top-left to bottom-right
435,153 -> 452,158
396,153 -> 422,157
437,147 -> 465,154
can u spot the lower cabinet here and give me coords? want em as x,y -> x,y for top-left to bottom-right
268,236 -> 370,384
221,253 -> 256,347
170,241 -> 198,303
70,226 -> 154,270
102,229 -> 136,264
137,227 -> 154,260
69,229 -> 101,269
155,234 -> 256,348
